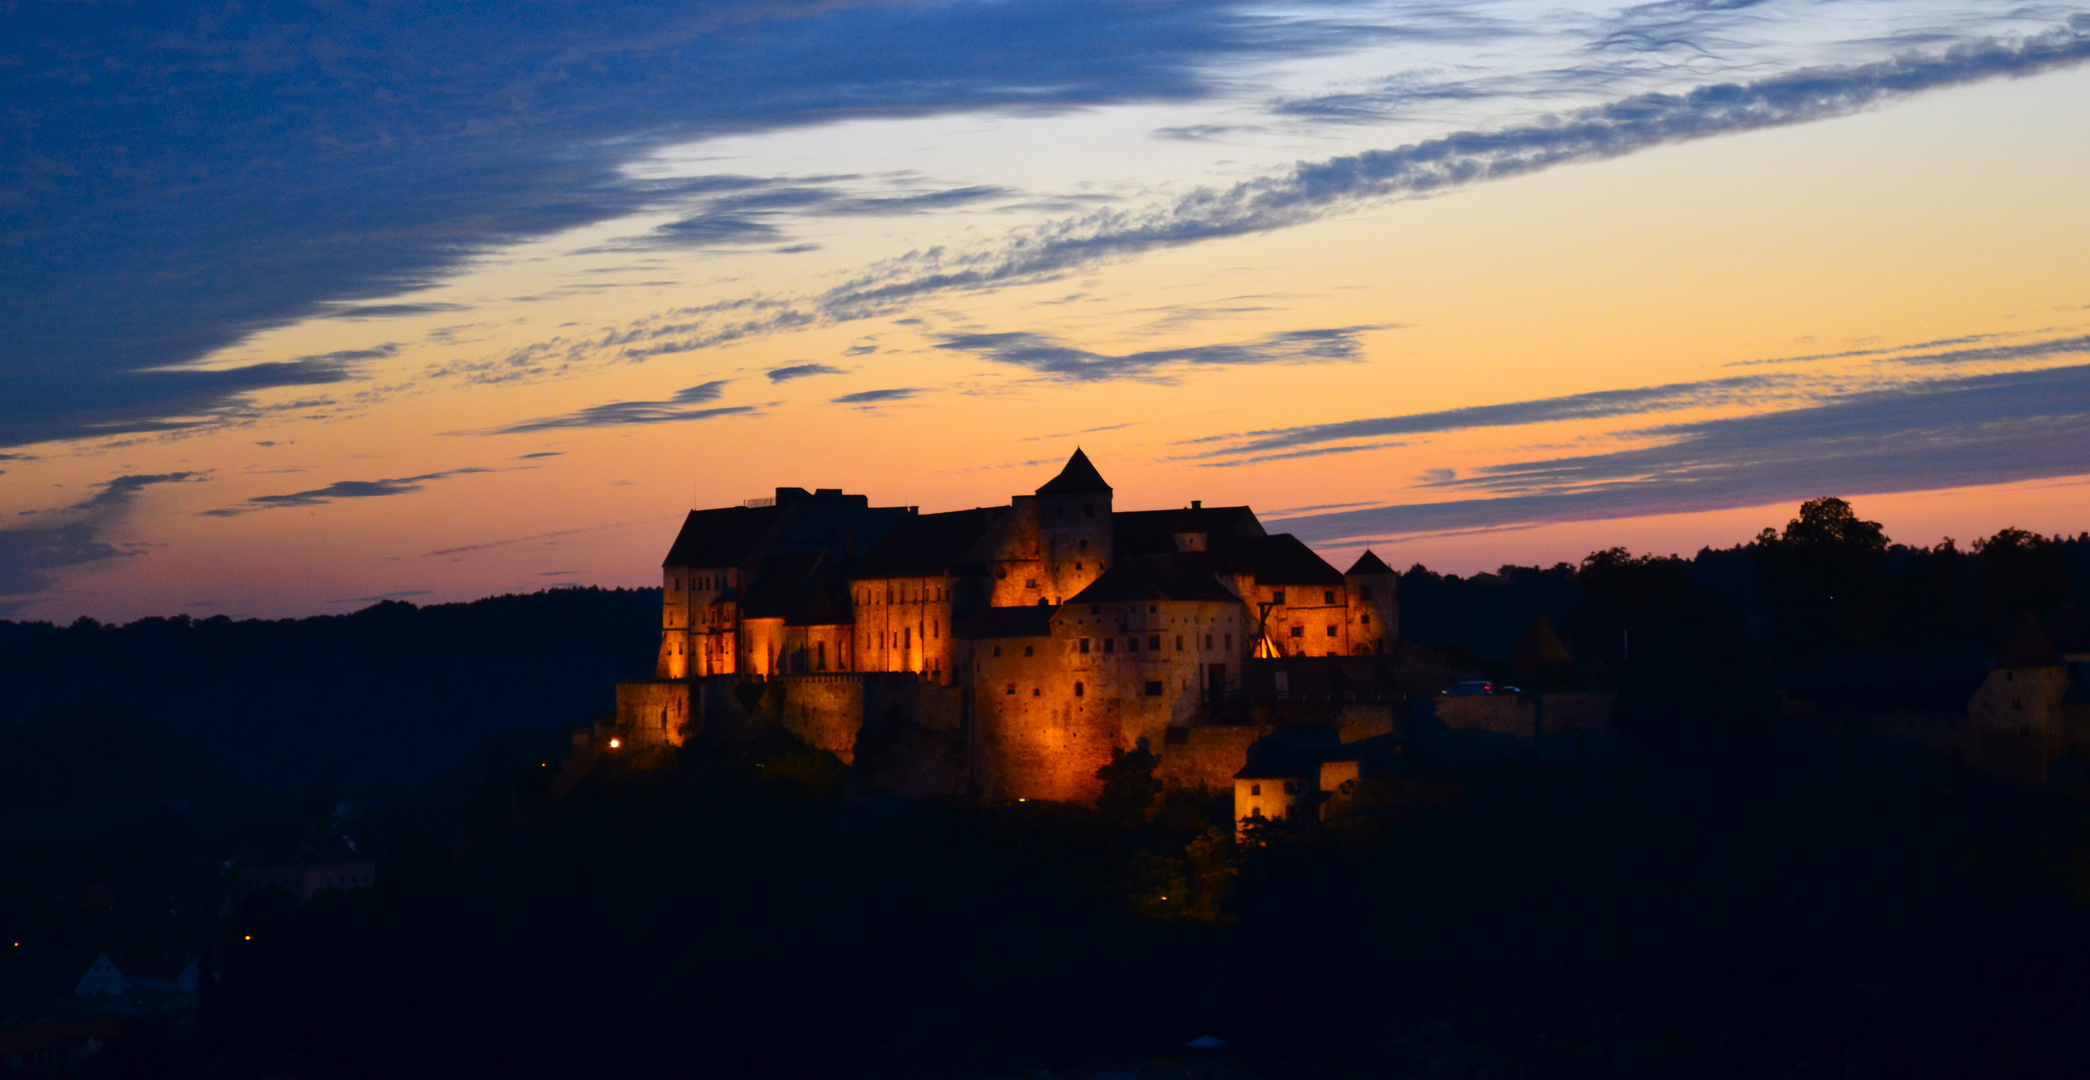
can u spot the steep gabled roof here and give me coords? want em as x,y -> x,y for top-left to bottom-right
1244,533 -> 1345,586
958,605 -> 1057,639
662,505 -> 780,568
851,507 -> 1005,579
1066,554 -> 1241,605
1112,505 -> 1265,558
786,579 -> 854,627
1345,549 -> 1394,576
740,549 -> 827,619
1036,448 -> 1111,494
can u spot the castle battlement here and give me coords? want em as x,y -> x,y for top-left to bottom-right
614,450 -> 1402,802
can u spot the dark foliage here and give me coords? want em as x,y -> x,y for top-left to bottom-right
0,588 -> 661,839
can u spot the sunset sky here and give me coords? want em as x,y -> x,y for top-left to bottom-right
5,0 -> 2089,622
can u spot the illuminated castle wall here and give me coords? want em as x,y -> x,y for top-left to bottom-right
622,450 -> 1400,802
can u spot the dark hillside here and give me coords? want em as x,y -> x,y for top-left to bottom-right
0,588 -> 660,839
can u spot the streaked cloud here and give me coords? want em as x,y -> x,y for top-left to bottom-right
1273,363 -> 2090,541
833,388 -> 923,404
477,382 -> 757,434
820,22 -> 2090,314
768,363 -> 848,383
935,326 -> 1382,382
0,473 -> 201,606
203,469 -> 493,518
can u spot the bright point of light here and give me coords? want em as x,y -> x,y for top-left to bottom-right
608,738 -> 621,749
243,935 -> 252,941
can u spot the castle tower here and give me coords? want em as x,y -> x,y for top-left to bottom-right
1343,549 -> 1398,654
1035,449 -> 1113,605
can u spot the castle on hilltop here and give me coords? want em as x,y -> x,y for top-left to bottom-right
609,450 -> 1405,802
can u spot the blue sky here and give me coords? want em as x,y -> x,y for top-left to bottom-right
4,0 -> 2088,618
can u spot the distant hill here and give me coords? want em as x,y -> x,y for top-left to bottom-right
0,588 -> 661,839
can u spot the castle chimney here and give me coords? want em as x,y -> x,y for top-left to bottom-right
1191,500 -> 1201,509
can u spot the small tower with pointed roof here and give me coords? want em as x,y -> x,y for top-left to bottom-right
1035,448 -> 1114,605
1343,549 -> 1398,653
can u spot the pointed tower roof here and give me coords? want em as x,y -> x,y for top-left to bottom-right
1036,448 -> 1111,495
1513,614 -> 1574,678
1345,549 -> 1394,575
1996,610 -> 2063,668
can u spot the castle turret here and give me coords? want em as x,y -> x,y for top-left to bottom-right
1343,549 -> 1398,654
1035,448 -> 1113,605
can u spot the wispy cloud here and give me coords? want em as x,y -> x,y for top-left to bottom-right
1190,373 -> 1798,462
0,472 -> 201,604
832,388 -> 922,405
817,22 -> 2090,314
203,469 -> 492,517
474,381 -> 759,434
768,363 -> 847,383
935,325 -> 1382,382
1271,362 -> 2090,542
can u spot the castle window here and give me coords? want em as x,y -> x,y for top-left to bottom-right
1205,635 -> 1213,649
1026,579 -> 1039,589
993,645 -> 1002,657
905,627 -> 912,647
1250,783 -> 1261,796
1144,681 -> 1164,696
1361,613 -> 1371,625
1024,644 -> 1034,657
1326,626 -> 1337,637
1290,626 -> 1304,638
933,621 -> 939,638
1149,605 -> 1158,614
817,643 -> 827,670
1033,687 -> 1041,696
1074,682 -> 1084,697
1175,635 -> 1184,651
1148,635 -> 1161,650
1324,591 -> 1335,604
1104,638 -> 1116,654
997,567 -> 1007,579
1360,587 -> 1373,601
1272,590 -> 1286,604
1005,683 -> 1016,695
1075,562 -> 1083,570
1079,638 -> 1090,654
1127,637 -> 1139,653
